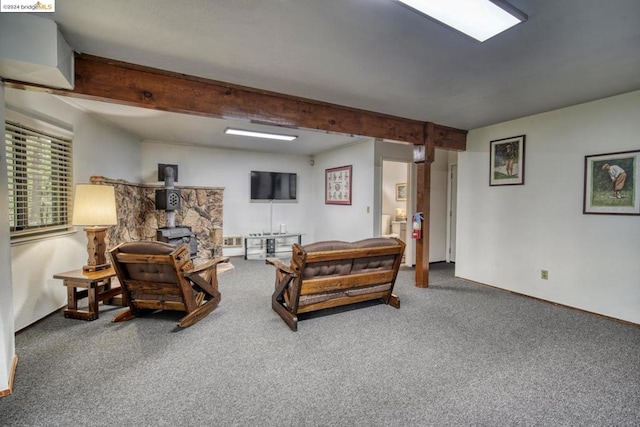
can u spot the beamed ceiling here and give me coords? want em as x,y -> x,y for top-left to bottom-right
6,0 -> 640,155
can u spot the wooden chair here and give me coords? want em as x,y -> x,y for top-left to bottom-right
109,241 -> 228,328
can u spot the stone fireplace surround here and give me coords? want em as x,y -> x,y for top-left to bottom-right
90,176 -> 224,262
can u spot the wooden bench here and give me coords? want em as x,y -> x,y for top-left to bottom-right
266,237 -> 405,331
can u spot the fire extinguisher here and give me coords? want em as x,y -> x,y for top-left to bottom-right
412,212 -> 423,239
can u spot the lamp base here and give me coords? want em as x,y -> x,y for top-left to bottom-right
82,263 -> 111,273
83,226 -> 110,273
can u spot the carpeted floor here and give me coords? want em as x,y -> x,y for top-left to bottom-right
1,258 -> 639,426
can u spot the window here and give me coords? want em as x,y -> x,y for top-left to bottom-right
5,119 -> 73,239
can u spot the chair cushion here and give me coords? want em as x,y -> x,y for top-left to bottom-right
117,240 -> 176,255
126,263 -> 178,284
117,241 -> 179,282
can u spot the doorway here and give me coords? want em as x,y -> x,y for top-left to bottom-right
381,159 -> 414,265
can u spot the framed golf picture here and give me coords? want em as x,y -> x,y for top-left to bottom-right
583,149 -> 640,215
490,135 -> 525,186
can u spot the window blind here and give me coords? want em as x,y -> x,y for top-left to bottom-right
5,121 -> 73,238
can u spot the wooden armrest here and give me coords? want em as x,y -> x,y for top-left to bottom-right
266,258 -> 298,277
184,257 -> 230,275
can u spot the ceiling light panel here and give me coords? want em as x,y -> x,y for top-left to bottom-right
224,128 -> 297,141
397,0 -> 526,42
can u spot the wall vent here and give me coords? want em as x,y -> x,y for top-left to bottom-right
223,236 -> 243,248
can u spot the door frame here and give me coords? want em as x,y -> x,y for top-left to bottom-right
446,163 -> 457,263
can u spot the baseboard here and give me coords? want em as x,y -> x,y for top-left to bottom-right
457,276 -> 640,328
0,355 -> 18,398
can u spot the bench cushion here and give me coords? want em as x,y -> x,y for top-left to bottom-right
351,238 -> 401,273
299,283 -> 392,306
301,241 -> 354,279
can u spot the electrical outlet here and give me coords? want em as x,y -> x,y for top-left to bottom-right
541,270 -> 549,280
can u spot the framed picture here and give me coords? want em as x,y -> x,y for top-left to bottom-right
490,135 -> 526,186
395,183 -> 407,201
583,149 -> 640,215
325,165 -> 352,205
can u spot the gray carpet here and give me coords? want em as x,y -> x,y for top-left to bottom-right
1,259 -> 639,426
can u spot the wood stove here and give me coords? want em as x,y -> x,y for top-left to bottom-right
155,164 -> 197,259
156,226 -> 197,259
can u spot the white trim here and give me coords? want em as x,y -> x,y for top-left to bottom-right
5,106 -> 73,139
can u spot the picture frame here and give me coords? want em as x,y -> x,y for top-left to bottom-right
325,165 -> 352,205
583,149 -> 639,215
490,135 -> 526,186
395,183 -> 407,201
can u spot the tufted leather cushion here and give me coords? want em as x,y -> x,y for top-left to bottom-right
299,283 -> 392,306
299,238 -> 401,279
117,241 -> 175,255
302,240 -> 354,252
301,241 -> 354,279
126,263 -> 178,284
351,238 -> 399,273
352,237 -> 399,249
118,241 -> 178,283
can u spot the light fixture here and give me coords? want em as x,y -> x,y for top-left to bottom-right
396,0 -> 527,42
72,184 -> 118,272
224,128 -> 297,141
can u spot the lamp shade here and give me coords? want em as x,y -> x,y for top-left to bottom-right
72,184 -> 118,226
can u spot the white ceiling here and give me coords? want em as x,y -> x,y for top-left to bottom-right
56,96 -> 363,156
33,0 -> 640,155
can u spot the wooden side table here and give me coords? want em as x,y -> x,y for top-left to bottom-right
53,267 -> 122,321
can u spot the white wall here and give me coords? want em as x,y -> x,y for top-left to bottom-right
141,141 -> 313,254
311,139 -> 376,242
142,139 -> 403,247
5,89 -> 142,331
0,83 -> 16,393
457,90 -> 640,324
429,149 -> 449,262
141,138 -> 456,260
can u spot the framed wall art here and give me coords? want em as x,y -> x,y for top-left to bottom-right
490,135 -> 525,186
583,149 -> 639,215
325,165 -> 352,205
395,183 -> 407,201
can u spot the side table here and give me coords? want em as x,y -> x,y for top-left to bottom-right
53,267 -> 122,321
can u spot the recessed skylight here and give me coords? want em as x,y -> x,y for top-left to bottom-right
396,0 -> 527,42
224,128 -> 298,141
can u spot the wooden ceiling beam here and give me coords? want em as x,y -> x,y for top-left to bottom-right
4,54 -> 467,150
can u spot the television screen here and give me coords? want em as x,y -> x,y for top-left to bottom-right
250,171 -> 297,201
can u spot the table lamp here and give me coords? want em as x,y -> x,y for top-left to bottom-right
72,184 -> 118,272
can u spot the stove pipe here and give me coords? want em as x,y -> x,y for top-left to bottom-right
155,165 -> 181,227
164,166 -> 176,228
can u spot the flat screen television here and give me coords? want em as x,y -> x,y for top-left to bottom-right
250,171 -> 297,201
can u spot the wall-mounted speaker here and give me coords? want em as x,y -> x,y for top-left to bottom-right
155,189 -> 181,211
